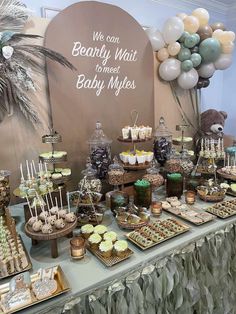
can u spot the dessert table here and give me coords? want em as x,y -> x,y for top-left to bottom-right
4,195 -> 236,314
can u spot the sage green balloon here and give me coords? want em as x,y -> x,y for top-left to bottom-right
178,47 -> 191,61
192,33 -> 200,44
191,53 -> 202,67
184,35 -> 197,48
181,60 -> 193,72
199,38 -> 221,63
179,31 -> 190,43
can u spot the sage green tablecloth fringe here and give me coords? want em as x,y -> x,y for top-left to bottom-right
59,223 -> 236,314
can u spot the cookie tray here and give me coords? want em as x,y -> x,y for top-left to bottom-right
0,266 -> 70,314
126,219 -> 190,250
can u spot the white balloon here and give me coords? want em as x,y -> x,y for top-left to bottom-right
162,17 -> 184,44
145,28 -> 165,51
176,13 -> 187,20
214,54 -> 232,70
159,58 -> 181,81
198,63 -> 215,78
177,68 -> 199,89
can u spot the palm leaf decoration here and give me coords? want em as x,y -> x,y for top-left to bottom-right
0,1 -> 76,125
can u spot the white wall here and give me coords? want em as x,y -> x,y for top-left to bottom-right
24,0 -> 235,134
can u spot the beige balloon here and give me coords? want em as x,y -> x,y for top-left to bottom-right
167,42 -> 181,56
184,15 -> 200,33
227,31 -> 235,42
176,13 -> 187,20
212,29 -> 223,41
192,8 -> 209,26
219,31 -> 235,44
157,48 -> 169,62
222,42 -> 234,54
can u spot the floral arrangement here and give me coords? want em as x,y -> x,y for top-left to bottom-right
0,0 -> 75,125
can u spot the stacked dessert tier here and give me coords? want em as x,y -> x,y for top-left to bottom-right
40,130 -> 71,185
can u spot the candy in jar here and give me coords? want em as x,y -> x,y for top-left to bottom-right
87,121 -> 112,179
153,117 -> 172,167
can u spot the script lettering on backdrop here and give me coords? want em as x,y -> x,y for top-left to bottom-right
72,31 -> 138,96
45,1 -> 154,190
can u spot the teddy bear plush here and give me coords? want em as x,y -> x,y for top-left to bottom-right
200,109 -> 227,140
194,109 -> 227,157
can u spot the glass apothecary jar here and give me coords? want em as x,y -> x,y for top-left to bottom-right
165,149 -> 182,174
87,121 -> 112,179
166,173 -> 183,199
153,117 -> 172,167
78,158 -> 102,204
0,170 -> 10,216
143,161 -> 164,191
108,156 -> 125,188
134,179 -> 152,208
110,191 -> 129,215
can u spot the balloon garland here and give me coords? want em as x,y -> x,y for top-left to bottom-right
146,8 -> 235,90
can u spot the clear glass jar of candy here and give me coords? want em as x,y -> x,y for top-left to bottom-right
87,121 -> 112,179
153,117 -> 172,167
108,156 -> 125,188
166,173 -> 183,199
134,179 -> 152,208
143,160 -> 164,191
78,158 -> 102,204
0,170 -> 10,216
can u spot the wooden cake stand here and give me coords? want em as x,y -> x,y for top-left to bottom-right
25,219 -> 77,258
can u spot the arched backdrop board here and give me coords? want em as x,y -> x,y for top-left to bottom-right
45,1 -> 154,188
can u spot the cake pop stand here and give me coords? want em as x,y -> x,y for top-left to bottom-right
25,219 -> 77,258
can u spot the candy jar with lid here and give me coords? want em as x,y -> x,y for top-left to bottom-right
165,148 -> 182,174
78,157 -> 102,203
153,117 -> 172,167
87,121 -> 112,179
108,156 -> 125,188
143,160 -> 164,191
180,151 -> 194,177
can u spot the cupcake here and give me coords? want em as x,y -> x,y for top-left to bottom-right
146,152 -> 154,163
114,240 -> 128,258
122,152 -> 130,164
138,126 -> 146,140
103,231 -> 117,243
122,126 -> 130,139
136,153 -> 145,164
88,233 -> 102,250
81,224 -> 94,239
145,126 -> 152,139
128,154 -> 136,165
99,240 -> 113,258
93,224 -> 107,237
131,127 -> 139,140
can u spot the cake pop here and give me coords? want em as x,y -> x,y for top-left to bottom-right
42,217 -> 53,234
65,192 -> 76,222
26,196 -> 36,226
45,195 -> 56,225
54,197 -> 65,229
32,205 -> 43,232
49,191 -> 59,215
58,187 -> 67,218
39,208 -> 48,221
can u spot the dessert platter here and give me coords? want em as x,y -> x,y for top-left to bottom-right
197,179 -> 229,202
0,212 -> 31,279
0,266 -> 70,314
126,218 -> 189,250
24,188 -> 77,258
82,224 -> 133,267
40,130 -> 72,185
161,197 -> 215,225
119,150 -> 154,170
205,199 -> 236,219
14,160 -> 54,199
73,159 -> 105,226
115,197 -> 150,230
